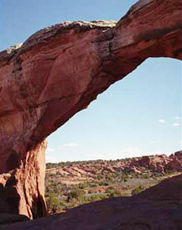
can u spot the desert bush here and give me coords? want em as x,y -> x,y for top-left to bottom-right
46,193 -> 61,213
99,180 -> 109,186
131,185 -> 145,196
106,187 -> 122,198
67,188 -> 85,202
46,182 -> 60,194
153,172 -> 163,177
143,174 -> 150,179
78,183 -> 87,189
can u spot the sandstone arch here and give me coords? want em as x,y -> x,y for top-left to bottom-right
0,0 -> 181,219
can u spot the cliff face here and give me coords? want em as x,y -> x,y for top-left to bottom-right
0,0 -> 181,219
0,140 -> 47,219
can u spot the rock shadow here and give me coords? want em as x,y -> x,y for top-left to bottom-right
31,193 -> 47,219
0,174 -> 20,214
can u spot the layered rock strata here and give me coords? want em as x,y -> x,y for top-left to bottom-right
46,151 -> 182,179
0,0 -> 182,218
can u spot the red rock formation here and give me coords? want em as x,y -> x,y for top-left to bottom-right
0,0 -> 182,219
166,151 -> 182,171
0,140 -> 47,219
130,152 -> 182,174
46,152 -> 182,180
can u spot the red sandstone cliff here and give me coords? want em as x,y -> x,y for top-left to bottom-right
0,141 -> 47,219
46,151 -> 182,179
0,0 -> 182,219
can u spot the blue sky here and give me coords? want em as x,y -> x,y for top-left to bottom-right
1,1 -> 181,162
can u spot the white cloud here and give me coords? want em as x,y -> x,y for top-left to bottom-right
158,119 -> 165,123
174,116 -> 180,120
46,147 -> 55,152
172,123 -> 180,127
46,155 -> 58,163
63,142 -> 79,147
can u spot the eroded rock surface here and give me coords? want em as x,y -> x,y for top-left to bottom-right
0,0 -> 182,219
0,140 -> 47,219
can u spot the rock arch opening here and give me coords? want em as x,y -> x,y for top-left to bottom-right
45,57 -> 181,214
46,57 -> 181,163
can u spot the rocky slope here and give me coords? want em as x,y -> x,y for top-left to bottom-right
46,151 -> 182,180
1,174 -> 182,230
0,0 -> 182,219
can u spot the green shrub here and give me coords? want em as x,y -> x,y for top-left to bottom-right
99,180 -> 109,186
106,187 -> 122,198
46,193 -> 61,213
67,188 -> 85,202
78,183 -> 87,189
131,185 -> 145,196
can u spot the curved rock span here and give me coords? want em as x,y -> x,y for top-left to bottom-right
0,0 -> 182,219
